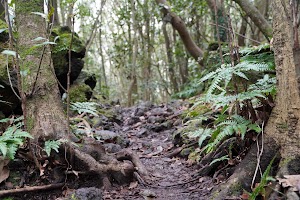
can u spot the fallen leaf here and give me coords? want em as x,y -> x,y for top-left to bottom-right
277,175 -> 300,191
0,157 -> 10,184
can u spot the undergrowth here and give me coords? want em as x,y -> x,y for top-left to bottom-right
177,44 -> 276,165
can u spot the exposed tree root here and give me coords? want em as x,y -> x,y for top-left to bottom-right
0,183 -> 64,197
210,137 -> 280,199
62,139 -> 148,187
197,137 -> 237,176
116,149 -> 149,177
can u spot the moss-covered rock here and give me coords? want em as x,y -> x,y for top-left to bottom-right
51,26 -> 86,92
69,83 -> 92,102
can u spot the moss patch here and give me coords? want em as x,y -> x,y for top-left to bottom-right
69,83 -> 92,102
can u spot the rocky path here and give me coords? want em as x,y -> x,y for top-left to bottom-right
102,101 -> 215,200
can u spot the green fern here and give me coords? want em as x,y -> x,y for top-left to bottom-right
203,115 -> 261,153
44,139 -> 64,156
0,125 -> 33,159
70,102 -> 99,116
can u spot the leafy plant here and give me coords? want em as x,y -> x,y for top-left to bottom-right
185,112 -> 261,153
0,117 -> 33,159
43,139 -> 67,156
248,158 -> 276,199
70,102 -> 99,116
43,140 -> 61,156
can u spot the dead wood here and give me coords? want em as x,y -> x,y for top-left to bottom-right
0,183 -> 64,197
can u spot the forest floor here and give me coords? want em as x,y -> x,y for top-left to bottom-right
1,101 -> 219,200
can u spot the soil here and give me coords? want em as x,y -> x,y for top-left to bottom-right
0,101 -> 218,200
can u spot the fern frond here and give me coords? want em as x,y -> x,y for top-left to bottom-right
7,144 -> 18,160
209,155 -> 229,166
0,142 -> 7,158
44,140 -> 62,156
71,102 -> 99,116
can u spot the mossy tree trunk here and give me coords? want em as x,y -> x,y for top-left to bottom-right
15,0 -> 70,142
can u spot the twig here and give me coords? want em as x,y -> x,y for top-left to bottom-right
0,183 -> 64,197
251,121 -> 264,189
6,55 -> 21,100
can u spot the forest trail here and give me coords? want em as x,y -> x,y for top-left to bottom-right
102,101 -> 215,200
1,101 -> 218,200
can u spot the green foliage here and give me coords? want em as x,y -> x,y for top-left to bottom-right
180,44 -> 275,160
209,155 -> 229,166
69,84 -> 92,102
199,61 -> 273,97
185,112 -> 261,153
248,158 -> 276,199
43,140 -> 62,156
70,102 -> 99,116
0,117 -> 33,159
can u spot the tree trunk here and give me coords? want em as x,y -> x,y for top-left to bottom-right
51,0 -> 60,26
0,2 -> 5,21
206,0 -> 228,42
265,0 -> 300,159
155,0 -> 203,61
238,16 -> 247,46
162,23 -> 178,93
15,0 -> 70,141
127,0 -> 138,106
232,0 -> 272,39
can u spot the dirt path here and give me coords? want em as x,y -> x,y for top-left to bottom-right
102,102 -> 215,200
1,101 -> 217,200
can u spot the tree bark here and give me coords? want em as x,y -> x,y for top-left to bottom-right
206,0 -> 228,42
15,0 -> 70,141
238,16 -> 247,46
155,0 -> 203,61
51,0 -> 60,26
233,0 -> 272,39
127,0 -> 138,106
265,0 -> 300,158
162,23 -> 178,93
0,2 -> 5,21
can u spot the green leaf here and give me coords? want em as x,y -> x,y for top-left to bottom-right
6,144 -> 18,160
1,50 -> 17,57
0,142 -> 7,158
209,155 -> 229,166
34,41 -> 56,47
32,37 -> 46,42
0,28 -> 7,34
44,140 -> 61,156
31,12 -> 47,19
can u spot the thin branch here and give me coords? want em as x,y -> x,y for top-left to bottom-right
6,55 -> 21,100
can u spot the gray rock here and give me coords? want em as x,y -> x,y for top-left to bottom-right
68,187 -> 102,200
